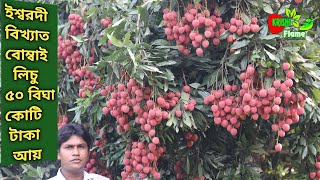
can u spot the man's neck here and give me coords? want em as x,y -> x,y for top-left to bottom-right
60,168 -> 84,180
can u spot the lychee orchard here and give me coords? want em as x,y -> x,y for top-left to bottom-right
54,0 -> 320,179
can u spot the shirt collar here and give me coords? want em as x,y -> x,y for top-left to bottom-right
57,168 -> 89,180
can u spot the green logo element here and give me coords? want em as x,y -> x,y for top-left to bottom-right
272,18 -> 291,27
285,8 -> 301,28
300,18 -> 314,31
284,8 -> 314,31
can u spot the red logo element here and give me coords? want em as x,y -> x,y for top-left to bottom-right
268,14 -> 285,34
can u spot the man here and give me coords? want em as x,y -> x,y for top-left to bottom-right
48,123 -> 109,180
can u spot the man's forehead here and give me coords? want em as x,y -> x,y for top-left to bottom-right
62,135 -> 87,145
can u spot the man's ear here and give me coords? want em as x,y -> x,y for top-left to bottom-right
58,150 -> 61,160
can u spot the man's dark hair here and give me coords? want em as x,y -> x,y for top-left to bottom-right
58,124 -> 92,151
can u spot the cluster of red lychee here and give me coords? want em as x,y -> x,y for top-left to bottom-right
100,17 -> 113,46
58,37 -> 83,73
204,84 -> 241,136
83,126 -> 112,178
58,18 -> 103,98
78,65 -> 103,98
58,114 -> 68,129
227,17 -> 260,53
100,17 -> 112,28
121,141 -> 165,180
181,85 -> 197,111
204,63 -> 307,152
171,86 -> 196,120
134,104 -> 168,136
93,126 -> 108,155
174,160 -> 184,179
84,151 -> 98,173
84,151 -> 112,179
58,36 -> 77,59
132,90 -> 180,135
68,13 -> 85,36
163,3 -> 260,56
102,79 -> 153,133
238,63 -> 306,152
184,132 -> 199,148
102,77 -> 197,136
130,85 -> 197,144
309,154 -> 320,179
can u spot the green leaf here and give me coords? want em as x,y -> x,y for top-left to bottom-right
123,32 -> 131,46
294,15 -> 301,21
265,44 -> 277,50
127,48 -> 136,65
84,66 -> 95,72
164,81 -> 168,92
189,83 -> 201,89
156,61 -> 176,66
61,23 -> 70,38
167,109 -> 178,127
103,49 -> 123,62
138,6 -> 149,25
300,137 -> 307,146
240,12 -> 251,25
260,34 -> 280,40
129,0 -> 138,8
263,4 -> 274,14
240,57 -> 248,71
308,144 -> 317,155
181,91 -> 189,102
112,18 -> 125,27
70,35 -> 83,43
286,8 -> 291,18
85,7 -> 97,17
302,146 -> 308,159
141,65 -> 161,73
98,33 -> 108,46
198,91 -> 210,99
218,4 -> 227,16
230,40 -> 250,49
301,63 -> 318,70
264,49 -> 280,63
112,64 -> 120,79
186,156 -> 190,174
265,77 -> 273,89
311,88 -> 320,102
219,30 -> 230,40
278,4 -> 291,14
293,21 -> 300,27
198,160 -> 203,177
165,69 -> 174,81
107,34 -> 123,47
249,144 -> 269,155
260,24 -> 269,36
144,27 -> 151,36
1,167 -> 14,176
291,8 -> 297,18
247,0 -> 258,6
183,111 -> 193,128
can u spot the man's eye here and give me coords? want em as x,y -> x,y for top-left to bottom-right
79,145 -> 85,149
65,146 -> 72,149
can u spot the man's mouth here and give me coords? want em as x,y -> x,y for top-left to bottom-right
71,159 -> 81,163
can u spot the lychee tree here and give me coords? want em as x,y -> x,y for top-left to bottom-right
1,0 -> 320,179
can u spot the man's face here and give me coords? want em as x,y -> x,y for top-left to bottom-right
58,135 -> 89,173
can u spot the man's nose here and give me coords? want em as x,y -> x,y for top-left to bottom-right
73,147 -> 80,155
